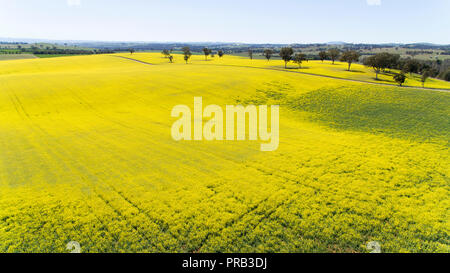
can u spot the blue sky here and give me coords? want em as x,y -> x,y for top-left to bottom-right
1,0 -> 449,44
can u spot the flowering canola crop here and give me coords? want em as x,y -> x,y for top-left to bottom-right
0,53 -> 448,253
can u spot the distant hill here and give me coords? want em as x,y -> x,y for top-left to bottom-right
326,41 -> 348,45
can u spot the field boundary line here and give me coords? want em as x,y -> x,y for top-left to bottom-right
113,55 -> 155,65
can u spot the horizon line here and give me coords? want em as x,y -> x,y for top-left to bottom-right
1,36 -> 449,46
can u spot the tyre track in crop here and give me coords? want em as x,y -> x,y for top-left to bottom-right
198,160 -> 394,252
3,89 -> 155,252
47,82 -> 214,247
50,88 -> 192,248
195,158 -> 330,251
192,144 -> 410,251
112,129 -> 394,252
163,129 -> 445,251
71,126 -> 247,250
3,90 -> 120,252
38,86 -> 194,250
3,88 -> 102,251
196,195 -> 270,251
50,103 -> 282,252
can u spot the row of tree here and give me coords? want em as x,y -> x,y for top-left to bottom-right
161,46 -> 312,69
159,47 -> 225,63
31,49 -> 114,55
363,52 -> 449,86
276,48 -> 360,70
156,46 -> 449,85
1,46 -> 114,55
273,48 -> 446,86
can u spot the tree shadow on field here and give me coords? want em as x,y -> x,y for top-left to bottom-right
374,77 -> 395,83
346,70 -> 364,73
382,71 -> 397,76
286,66 -> 311,70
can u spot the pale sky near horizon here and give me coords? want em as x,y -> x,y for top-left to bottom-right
1,0 -> 449,44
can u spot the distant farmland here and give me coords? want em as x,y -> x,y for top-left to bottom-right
0,54 -> 37,61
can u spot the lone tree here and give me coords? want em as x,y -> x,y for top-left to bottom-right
264,49 -> 273,61
203,47 -> 212,61
394,73 -> 406,86
293,53 -> 307,68
129,48 -> 135,54
182,46 -> 192,64
248,49 -> 253,60
280,47 -> 294,69
184,54 -> 191,64
162,49 -> 170,58
364,53 -> 390,80
182,46 -> 190,54
318,51 -> 327,62
328,48 -> 340,64
340,50 -> 360,71
421,70 -> 430,87
218,50 -> 224,58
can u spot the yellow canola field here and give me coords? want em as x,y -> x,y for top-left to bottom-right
0,54 -> 449,253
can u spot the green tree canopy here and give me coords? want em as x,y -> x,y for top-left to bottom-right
280,47 -> 294,68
